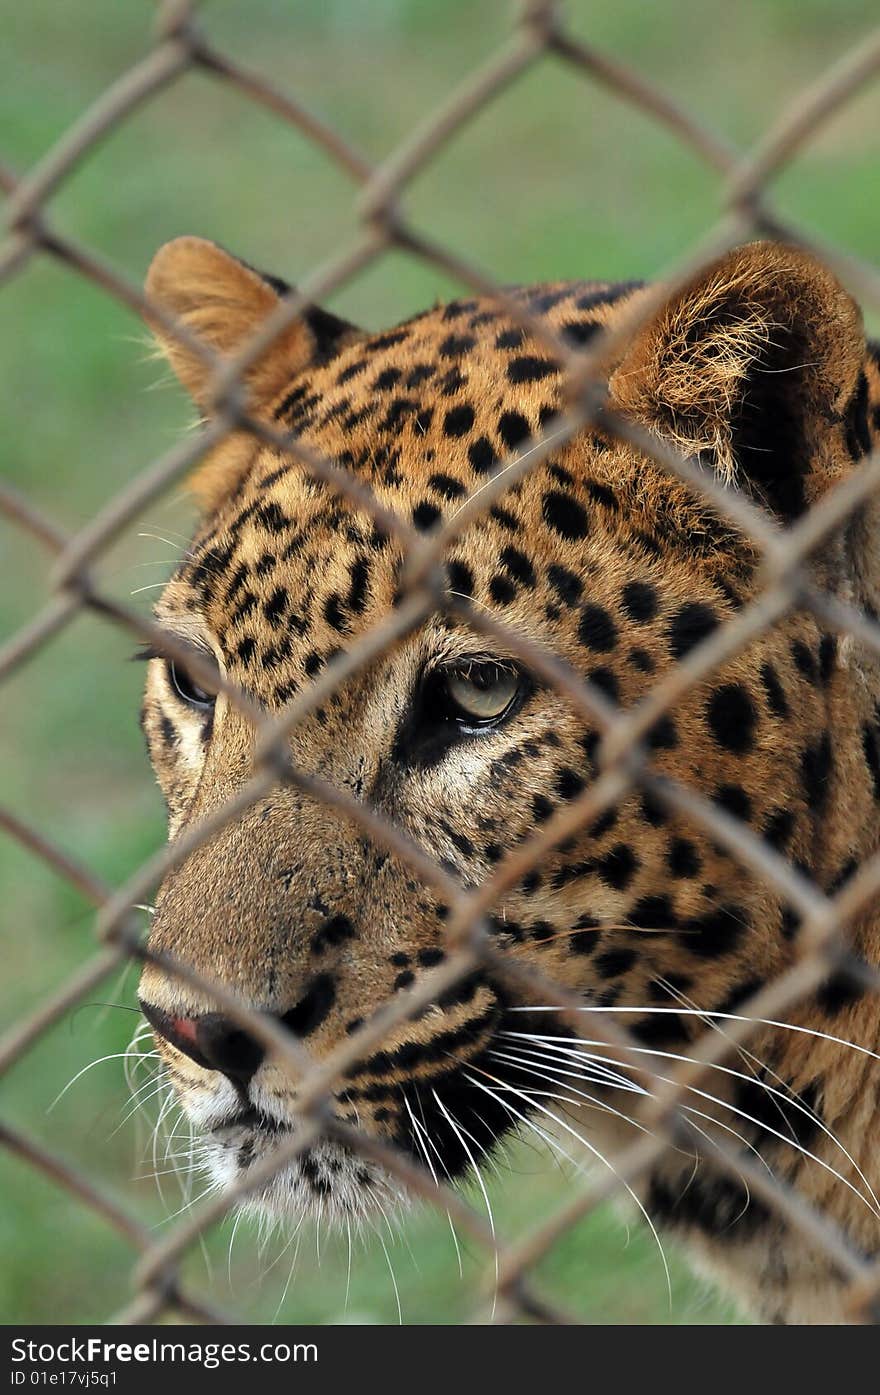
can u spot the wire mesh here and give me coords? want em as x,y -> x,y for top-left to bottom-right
2,0 -> 880,1326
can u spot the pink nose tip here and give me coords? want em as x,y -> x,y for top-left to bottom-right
139,999 -> 266,1086
166,1014 -> 199,1049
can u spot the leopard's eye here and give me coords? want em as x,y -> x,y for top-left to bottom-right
167,660 -> 215,712
402,658 -> 530,764
440,661 -> 522,727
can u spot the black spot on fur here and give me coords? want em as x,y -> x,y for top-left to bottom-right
620,580 -> 659,623
762,807 -> 796,851
413,500 -> 442,531
668,837 -> 701,878
500,546 -> 535,588
542,490 -> 590,541
629,893 -> 676,928
429,473 -> 467,500
507,355 -> 558,384
439,333 -> 475,358
588,667 -> 619,701
576,281 -> 643,311
547,564 -> 582,607
578,603 -> 617,652
568,914 -> 601,955
489,574 -> 517,605
282,974 -> 336,1037
715,783 -> 751,821
369,329 -> 408,352
596,843 -> 639,890
862,717 -> 880,799
311,914 -> 357,956
373,366 -> 401,391
668,602 -> 718,659
496,327 -> 525,350
706,684 -> 757,753
406,362 -> 435,388
733,1074 -> 821,1151
628,648 -> 654,673
443,404 -> 475,438
490,505 -> 520,532
159,714 -> 177,750
556,767 -> 585,800
791,639 -> 817,684
468,436 -> 498,474
818,634 -> 836,685
595,947 -> 637,978
324,593 -> 348,632
760,661 -> 789,719
562,318 -> 600,346
640,790 -> 668,827
532,794 -> 555,823
681,904 -> 746,957
646,714 -> 677,750
236,636 -> 256,666
255,501 -> 291,535
263,586 -> 288,625
800,731 -> 832,813
647,1172 -> 767,1238
497,412 -> 531,451
631,1013 -> 690,1047
816,959 -> 866,1013
446,559 -> 475,598
585,478 -> 617,511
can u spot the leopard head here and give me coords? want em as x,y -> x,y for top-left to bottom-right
135,236 -> 880,1317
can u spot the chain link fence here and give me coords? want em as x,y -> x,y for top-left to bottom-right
2,0 -> 880,1325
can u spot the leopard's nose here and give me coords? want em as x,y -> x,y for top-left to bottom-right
140,1000 -> 265,1087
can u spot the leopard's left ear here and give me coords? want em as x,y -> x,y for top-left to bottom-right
144,236 -> 362,414
608,241 -> 870,520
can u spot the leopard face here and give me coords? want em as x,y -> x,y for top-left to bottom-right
136,237 -> 880,1319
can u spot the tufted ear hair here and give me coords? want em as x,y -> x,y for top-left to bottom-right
144,237 -> 362,513
608,242 -> 870,520
144,236 -> 361,414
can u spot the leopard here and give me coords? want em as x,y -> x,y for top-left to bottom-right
135,235 -> 880,1324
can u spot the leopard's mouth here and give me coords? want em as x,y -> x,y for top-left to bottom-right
200,1071 -> 516,1220
195,1008 -> 576,1217
205,1108 -> 400,1218
212,1105 -> 289,1139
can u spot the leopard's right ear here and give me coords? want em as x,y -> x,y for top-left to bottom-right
144,236 -> 361,414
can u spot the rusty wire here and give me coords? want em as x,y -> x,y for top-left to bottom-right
2,0 -> 880,1326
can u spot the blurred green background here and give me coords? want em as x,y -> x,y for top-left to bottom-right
2,0 -> 878,1326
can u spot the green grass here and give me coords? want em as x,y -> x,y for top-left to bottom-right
1,0 -> 877,1325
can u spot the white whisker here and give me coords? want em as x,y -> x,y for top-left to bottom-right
464,1065 -> 673,1307
378,1229 -> 402,1325
507,1006 -> 880,1062
496,1043 -> 774,1179
432,1090 -> 498,1315
345,1216 -> 353,1315
271,1220 -> 304,1323
654,975 -> 827,1154
403,1095 -> 463,1278
502,1032 -> 880,1218
49,1052 -> 148,1112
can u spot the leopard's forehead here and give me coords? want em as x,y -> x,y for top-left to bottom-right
160,280 -> 738,703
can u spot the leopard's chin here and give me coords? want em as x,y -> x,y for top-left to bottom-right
202,1111 -> 405,1221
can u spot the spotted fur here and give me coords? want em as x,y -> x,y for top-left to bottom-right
137,238 -> 880,1323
